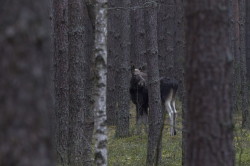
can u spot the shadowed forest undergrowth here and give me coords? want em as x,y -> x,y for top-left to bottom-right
108,102 -> 250,166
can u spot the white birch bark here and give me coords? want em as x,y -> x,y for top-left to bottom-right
93,0 -> 108,165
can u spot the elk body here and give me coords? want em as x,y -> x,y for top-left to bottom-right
129,67 -> 178,136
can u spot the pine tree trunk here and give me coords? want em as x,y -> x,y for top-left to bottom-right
82,0 -> 95,153
247,0 -> 250,84
233,0 -> 241,112
145,2 -> 163,166
246,0 -> 250,129
130,0 -> 146,68
130,0 -> 147,128
172,0 -> 186,165
239,0 -> 249,129
229,0 -> 235,55
52,0 -> 69,164
184,1 -> 234,165
173,0 -> 185,99
158,0 -> 175,77
229,0 -> 237,117
182,82 -> 187,166
0,0 -> 54,165
115,0 -> 131,138
68,0 -> 93,165
107,0 -> 118,126
93,0 -> 108,165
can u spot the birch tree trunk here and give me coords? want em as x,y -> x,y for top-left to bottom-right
93,0 -> 108,165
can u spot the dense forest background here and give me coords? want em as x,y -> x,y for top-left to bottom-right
0,0 -> 250,166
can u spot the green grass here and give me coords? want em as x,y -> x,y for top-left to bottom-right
108,102 -> 250,166
234,115 -> 250,166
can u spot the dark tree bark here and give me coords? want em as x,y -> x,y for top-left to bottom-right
229,0 -> 235,56
246,0 -> 250,129
228,0 -> 237,164
130,0 -> 147,131
115,0 -> 131,138
182,82 -> 187,166
239,0 -> 249,129
106,0 -> 118,126
173,0 -> 185,98
158,0 -> 175,77
68,0 -> 94,165
229,0 -> 237,116
52,0 -> 69,164
0,0 -> 54,165
233,0 -> 240,69
106,61 -> 118,125
145,2 -> 163,166
247,0 -> 250,84
82,0 -> 95,149
130,0 -> 147,68
232,0 -> 241,113
185,0 -> 234,166
172,0 -> 186,165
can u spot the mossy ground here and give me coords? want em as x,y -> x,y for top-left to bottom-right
108,101 -> 250,166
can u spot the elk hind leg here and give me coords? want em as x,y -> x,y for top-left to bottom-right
170,89 -> 177,135
164,89 -> 175,136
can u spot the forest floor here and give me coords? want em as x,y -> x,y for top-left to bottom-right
108,101 -> 250,166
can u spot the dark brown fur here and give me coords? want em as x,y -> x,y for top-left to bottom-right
129,67 -> 178,126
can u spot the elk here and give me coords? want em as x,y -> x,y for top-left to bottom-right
129,66 -> 178,136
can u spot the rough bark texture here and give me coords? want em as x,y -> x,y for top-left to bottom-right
158,0 -> 175,77
130,0 -> 147,131
246,0 -> 250,129
173,0 -> 185,99
229,0 -> 235,56
229,0 -> 237,117
233,0 -> 241,113
228,5 -> 236,161
115,0 -> 131,138
52,0 -> 69,164
82,0 -> 95,152
185,1 -> 234,166
130,0 -> 147,68
106,0 -> 119,126
68,0 -> 93,165
173,0 -> 185,165
247,0 -> 250,84
0,0 -> 54,165
145,2 -> 163,166
93,0 -> 108,165
239,0 -> 249,129
182,82 -> 187,166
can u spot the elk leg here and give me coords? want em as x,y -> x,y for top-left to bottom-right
165,89 -> 175,136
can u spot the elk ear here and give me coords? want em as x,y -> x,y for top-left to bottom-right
131,65 -> 135,74
139,65 -> 146,71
